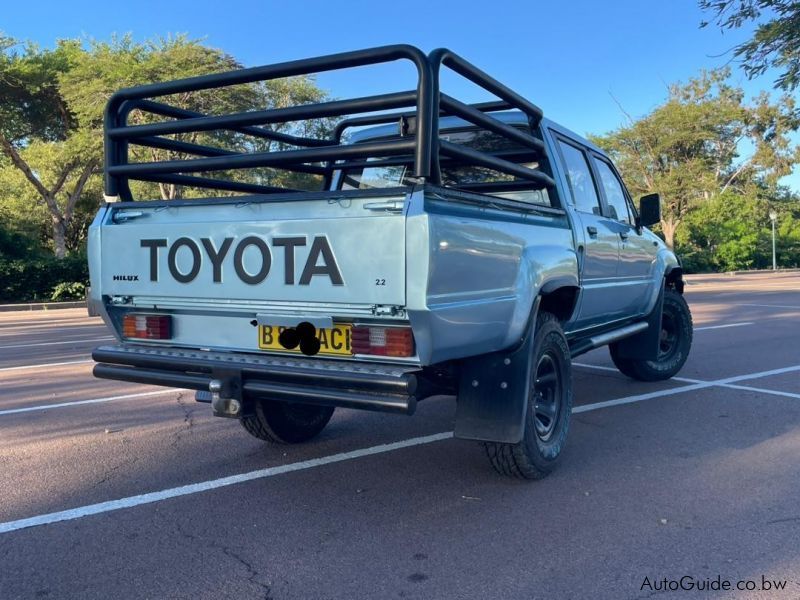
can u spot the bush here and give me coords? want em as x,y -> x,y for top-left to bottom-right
50,281 -> 87,301
0,254 -> 89,303
676,194 -> 800,272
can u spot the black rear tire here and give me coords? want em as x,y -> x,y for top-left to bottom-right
240,400 -> 334,444
484,312 -> 573,480
610,288 -> 693,382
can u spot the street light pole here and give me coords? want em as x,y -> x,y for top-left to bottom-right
769,210 -> 778,271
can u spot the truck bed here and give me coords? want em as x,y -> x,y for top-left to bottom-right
89,185 -> 575,366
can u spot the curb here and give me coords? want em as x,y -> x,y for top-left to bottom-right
0,301 -> 87,313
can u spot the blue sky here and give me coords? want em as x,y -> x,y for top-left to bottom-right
4,0 -> 798,190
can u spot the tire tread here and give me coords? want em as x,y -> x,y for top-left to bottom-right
610,288 -> 693,382
483,312 -> 571,480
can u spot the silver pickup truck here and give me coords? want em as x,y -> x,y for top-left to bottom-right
89,45 -> 692,479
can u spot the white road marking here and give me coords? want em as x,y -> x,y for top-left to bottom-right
718,383 -> 800,400
573,362 -> 703,383
0,359 -> 93,373
0,313 -> 98,329
573,362 -> 617,372
715,364 -> 800,384
2,363 -> 799,534
0,323 -> 107,335
0,432 -> 454,534
0,336 -> 113,349
688,283 -> 800,290
0,389 -> 179,416
733,303 -> 799,310
574,362 -> 800,399
694,322 -> 753,331
573,382 -> 713,413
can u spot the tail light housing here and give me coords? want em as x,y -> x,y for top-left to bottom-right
122,314 -> 172,340
351,326 -> 414,357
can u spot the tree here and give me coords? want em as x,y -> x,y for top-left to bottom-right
591,68 -> 798,248
676,190 -> 800,271
60,35 -> 331,200
700,0 -> 800,91
0,37 -> 95,258
0,34 -> 331,257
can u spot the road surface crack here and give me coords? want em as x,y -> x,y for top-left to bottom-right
220,545 -> 274,599
175,522 -> 273,598
92,441 -> 141,488
767,515 -> 800,525
170,392 -> 196,449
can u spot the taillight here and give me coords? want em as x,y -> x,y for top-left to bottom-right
122,314 -> 172,340
351,326 -> 414,357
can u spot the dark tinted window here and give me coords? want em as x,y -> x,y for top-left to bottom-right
557,141 -> 600,214
340,128 -> 551,206
593,158 -> 631,224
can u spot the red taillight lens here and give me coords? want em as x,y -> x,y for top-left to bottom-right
122,314 -> 172,340
351,326 -> 414,357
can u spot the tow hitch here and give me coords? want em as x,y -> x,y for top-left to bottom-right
195,377 -> 242,418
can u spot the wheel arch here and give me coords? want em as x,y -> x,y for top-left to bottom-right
539,277 -> 580,323
665,265 -> 685,293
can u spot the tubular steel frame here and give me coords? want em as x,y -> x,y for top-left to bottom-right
104,44 -> 553,201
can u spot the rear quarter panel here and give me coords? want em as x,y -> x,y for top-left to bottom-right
407,191 -> 577,364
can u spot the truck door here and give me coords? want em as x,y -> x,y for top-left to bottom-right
590,155 -> 656,316
554,139 -> 622,327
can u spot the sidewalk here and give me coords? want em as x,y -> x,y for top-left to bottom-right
0,301 -> 87,312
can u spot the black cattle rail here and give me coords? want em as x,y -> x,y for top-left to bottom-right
104,44 -> 554,201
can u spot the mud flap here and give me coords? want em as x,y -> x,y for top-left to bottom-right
454,300 -> 539,444
612,282 -> 665,361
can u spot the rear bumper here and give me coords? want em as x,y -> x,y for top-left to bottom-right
92,344 -> 420,415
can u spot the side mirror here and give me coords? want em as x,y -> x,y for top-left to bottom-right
638,193 -> 661,228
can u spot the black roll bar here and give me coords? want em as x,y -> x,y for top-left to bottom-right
104,44 -> 551,201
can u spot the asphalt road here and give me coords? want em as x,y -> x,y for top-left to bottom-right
1,271 -> 799,600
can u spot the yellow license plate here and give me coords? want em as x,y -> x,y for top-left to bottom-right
257,324 -> 352,356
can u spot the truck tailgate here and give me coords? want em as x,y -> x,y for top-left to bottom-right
94,195 -> 406,307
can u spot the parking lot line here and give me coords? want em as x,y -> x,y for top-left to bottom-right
574,362 -> 800,400
0,432 -> 454,535
0,359 -> 93,373
733,303 -> 799,310
571,364 -> 800,412
573,362 -> 703,384
718,383 -> 800,400
2,362 -> 798,535
0,323 -> 108,337
0,336 -> 114,349
572,381 -> 712,413
694,322 -> 753,331
0,389 -> 179,416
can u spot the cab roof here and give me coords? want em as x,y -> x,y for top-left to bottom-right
347,110 -> 606,157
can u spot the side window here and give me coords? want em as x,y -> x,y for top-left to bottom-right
557,141 -> 601,215
593,158 -> 631,225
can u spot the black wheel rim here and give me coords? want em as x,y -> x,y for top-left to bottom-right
658,311 -> 678,359
533,352 -> 561,442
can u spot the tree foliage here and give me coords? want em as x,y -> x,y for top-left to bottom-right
591,68 -> 798,249
0,37 -> 92,258
0,34 -> 330,258
677,191 -> 800,271
700,0 -> 800,91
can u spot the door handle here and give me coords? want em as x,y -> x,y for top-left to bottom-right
112,211 -> 146,223
363,201 -> 405,212
619,231 -> 629,241
586,226 -> 598,237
